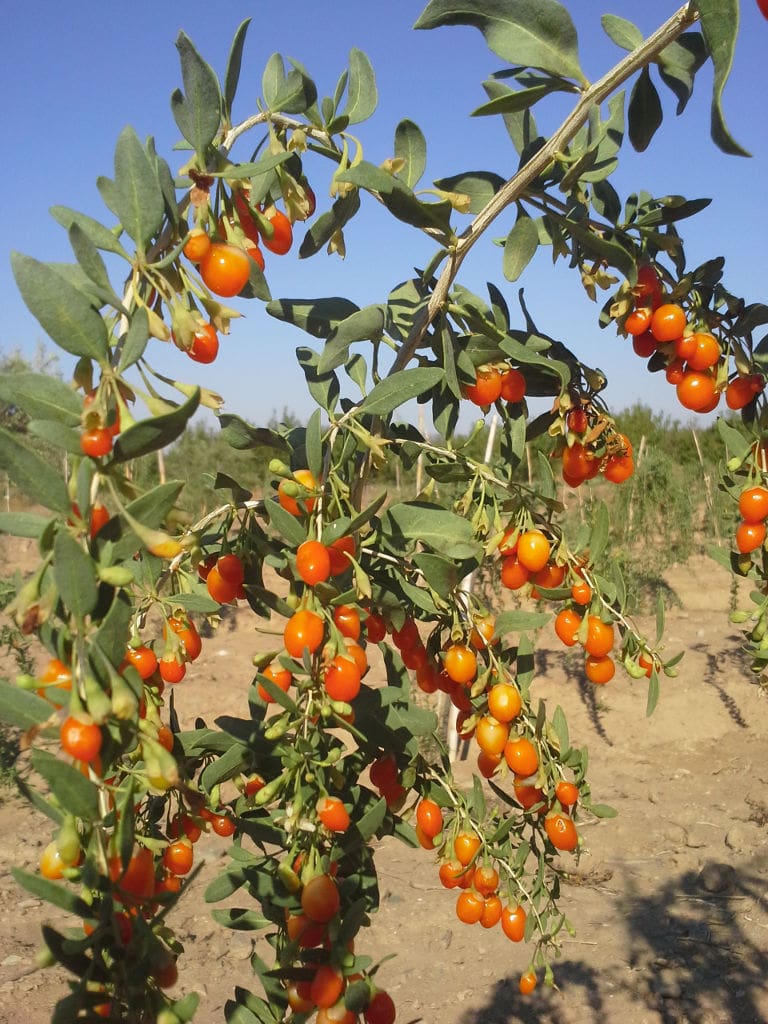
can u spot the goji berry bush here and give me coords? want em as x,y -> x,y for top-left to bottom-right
1,2 -> 767,1022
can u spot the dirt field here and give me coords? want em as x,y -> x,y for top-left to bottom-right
1,549 -> 768,1024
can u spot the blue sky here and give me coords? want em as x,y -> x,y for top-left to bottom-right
1,0 -> 766,428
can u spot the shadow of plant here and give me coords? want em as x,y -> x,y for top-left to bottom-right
458,860 -> 768,1024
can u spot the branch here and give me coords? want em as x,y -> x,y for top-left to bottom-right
391,2 -> 698,373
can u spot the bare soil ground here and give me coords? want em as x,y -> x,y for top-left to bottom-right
1,548 -> 768,1024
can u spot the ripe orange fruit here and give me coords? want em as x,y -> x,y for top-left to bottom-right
444,644 -> 477,685
501,903 -> 527,942
736,520 -> 766,554
554,607 -> 581,647
503,736 -> 539,777
584,615 -> 614,657
516,530 -> 551,573
545,812 -> 579,851
475,715 -> 510,756
650,303 -> 686,343
500,554 -> 530,590
453,830 -> 481,866
301,873 -> 340,923
519,970 -> 538,995
738,487 -> 768,524
284,609 -> 324,658
585,653 -> 615,684
464,366 -> 502,406
199,242 -> 250,297
487,682 -> 522,723
296,540 -> 331,585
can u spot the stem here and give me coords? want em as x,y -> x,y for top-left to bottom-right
391,2 -> 698,372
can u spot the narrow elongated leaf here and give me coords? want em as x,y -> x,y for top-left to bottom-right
494,609 -> 550,634
358,367 -> 443,416
434,171 -> 504,214
262,53 -> 285,109
94,591 -> 133,667
297,348 -> 339,414
343,48 -> 378,124
481,80 -> 539,153
12,868 -> 91,918
11,253 -> 108,363
472,82 -> 555,117
0,426 -> 69,511
383,502 -> 481,560
601,14 -> 643,52
337,161 -> 396,195
118,306 -> 150,371
112,126 -> 165,249
31,749 -> 101,822
317,304 -> 386,373
67,224 -> 120,304
267,296 -> 360,338
211,908 -> 271,931
656,32 -> 707,115
0,683 -> 54,729
113,388 -> 200,462
0,511 -> 51,538
218,414 -> 290,454
298,191 -> 360,258
272,60 -> 317,114
394,119 -> 427,188
0,371 -> 80,426
503,215 -> 539,281
54,529 -> 98,620
697,0 -> 749,156
28,419 -> 81,455
628,67 -> 663,153
414,0 -> 584,83
224,19 -> 251,117
172,31 -> 223,156
266,499 -> 308,547
50,206 -> 128,258
380,184 -> 453,234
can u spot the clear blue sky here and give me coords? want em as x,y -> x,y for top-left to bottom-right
1,0 -> 766,428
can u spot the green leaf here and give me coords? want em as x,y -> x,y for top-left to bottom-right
50,206 -> 129,258
587,803 -> 618,819
169,592 -> 222,613
211,907 -> 271,931
412,553 -> 460,599
31,749 -> 101,822
697,0 -> 749,156
379,184 -> 452,235
267,296 -> 360,339
480,80 -> 539,153
107,481 -> 184,561
472,82 -> 555,117
552,705 -> 570,753
224,19 -> 252,118
0,511 -> 51,538
205,867 -> 247,903
112,126 -> 166,250
394,119 -> 427,188
118,306 -> 150,372
94,591 -> 133,668
53,529 -> 98,620
589,502 -> 610,565
628,67 -> 663,153
297,347 -> 340,413
0,683 -> 54,729
503,215 -> 539,282
305,408 -> 323,481
113,388 -> 200,462
11,253 -> 108,363
717,417 -> 750,462
656,32 -> 707,115
382,502 -> 482,560
0,371 -> 81,426
358,368 -> 443,416
28,419 -> 81,455
414,0 -> 584,83
646,670 -> 660,717
0,426 -> 69,512
275,60 -> 318,114
601,14 -> 643,52
265,499 -> 308,548
218,414 -> 290,454
356,796 -> 387,841
433,171 -> 504,215
67,224 -> 120,305
343,49 -> 378,124
317,304 -> 386,374
11,868 -> 91,918
172,31 -> 223,157
298,191 -> 361,259
494,609 -> 550,634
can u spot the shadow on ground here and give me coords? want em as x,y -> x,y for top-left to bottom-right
458,860 -> 768,1024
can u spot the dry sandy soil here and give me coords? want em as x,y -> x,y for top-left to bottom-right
1,549 -> 768,1024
